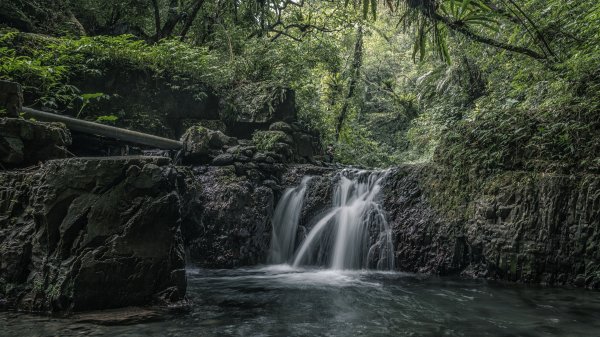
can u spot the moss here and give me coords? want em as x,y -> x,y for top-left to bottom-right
252,130 -> 288,152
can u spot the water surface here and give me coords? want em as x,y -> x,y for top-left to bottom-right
2,266 -> 600,337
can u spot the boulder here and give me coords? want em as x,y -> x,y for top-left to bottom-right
0,118 -> 71,168
180,126 -> 237,164
212,153 -> 235,166
0,157 -> 187,312
252,130 -> 289,152
295,133 -> 315,159
0,81 -> 23,118
269,121 -> 293,134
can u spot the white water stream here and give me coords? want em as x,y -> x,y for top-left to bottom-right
269,170 -> 394,270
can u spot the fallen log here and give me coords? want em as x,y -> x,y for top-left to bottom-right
22,107 -> 182,150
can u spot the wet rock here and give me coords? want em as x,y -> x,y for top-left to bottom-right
212,153 -> 235,166
180,126 -> 237,164
262,179 -> 281,191
226,145 -> 241,154
0,118 -> 71,168
382,165 -> 600,289
253,153 -> 268,162
0,157 -> 187,312
73,307 -> 165,325
182,166 -> 275,267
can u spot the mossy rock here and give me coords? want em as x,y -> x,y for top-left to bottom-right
252,130 -> 289,152
268,121 -> 293,133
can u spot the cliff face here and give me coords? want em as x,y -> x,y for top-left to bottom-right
383,166 -> 600,289
0,157 -> 187,312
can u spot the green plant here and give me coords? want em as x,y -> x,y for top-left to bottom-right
252,130 -> 289,152
76,92 -> 105,118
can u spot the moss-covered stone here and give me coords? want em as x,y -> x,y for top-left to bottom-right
252,130 -> 289,152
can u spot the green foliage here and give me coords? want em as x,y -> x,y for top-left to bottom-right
95,114 -> 119,124
0,0 -> 598,175
436,108 -> 600,175
77,92 -> 106,118
0,31 -> 75,109
252,130 -> 288,152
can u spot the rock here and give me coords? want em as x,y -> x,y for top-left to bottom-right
180,126 -> 237,164
295,133 -> 315,159
242,147 -> 255,157
73,307 -> 166,325
269,121 -> 293,133
252,130 -> 291,153
181,166 -> 275,267
0,118 -> 71,167
234,155 -> 250,163
226,145 -> 241,154
262,179 -> 282,191
212,153 -> 235,166
270,142 -> 292,158
381,165 -> 600,289
0,81 -> 23,118
0,157 -> 187,312
222,88 -> 297,139
253,153 -> 268,162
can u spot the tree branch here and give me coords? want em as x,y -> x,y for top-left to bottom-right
432,12 -> 547,60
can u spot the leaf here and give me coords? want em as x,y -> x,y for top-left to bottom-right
459,0 -> 473,19
81,92 -> 104,101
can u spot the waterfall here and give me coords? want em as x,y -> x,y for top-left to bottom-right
270,170 -> 394,271
268,177 -> 312,264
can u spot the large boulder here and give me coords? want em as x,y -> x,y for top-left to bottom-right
0,118 -> 72,168
0,157 -> 187,312
180,126 -> 237,164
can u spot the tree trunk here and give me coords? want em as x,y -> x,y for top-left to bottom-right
335,26 -> 364,141
179,0 -> 206,40
160,0 -> 184,38
150,0 -> 161,41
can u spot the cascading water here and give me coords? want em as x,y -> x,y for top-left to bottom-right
270,170 -> 394,271
268,176 -> 312,264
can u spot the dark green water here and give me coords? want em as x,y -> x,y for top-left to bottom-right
2,266 -> 600,337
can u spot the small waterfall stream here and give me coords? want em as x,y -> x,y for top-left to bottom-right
268,177 -> 312,264
269,170 -> 394,270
